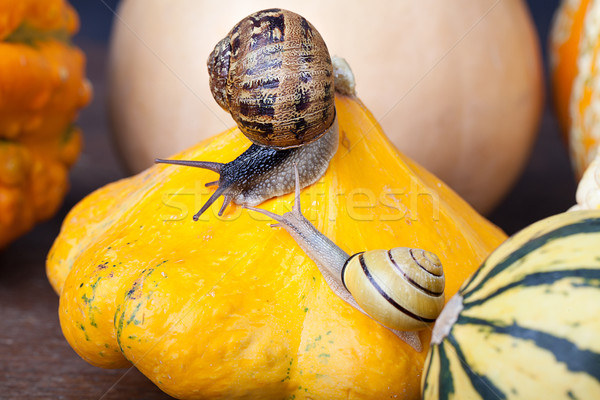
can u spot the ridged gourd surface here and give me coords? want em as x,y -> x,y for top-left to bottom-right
0,0 -> 91,247
423,209 -> 600,400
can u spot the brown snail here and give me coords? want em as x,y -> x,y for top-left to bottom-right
156,9 -> 352,220
245,167 -> 446,352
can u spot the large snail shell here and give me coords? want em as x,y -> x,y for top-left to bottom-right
342,248 -> 445,331
207,8 -> 336,149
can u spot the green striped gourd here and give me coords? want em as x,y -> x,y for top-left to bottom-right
422,209 -> 600,400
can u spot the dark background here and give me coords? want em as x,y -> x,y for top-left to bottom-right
0,1 -> 571,399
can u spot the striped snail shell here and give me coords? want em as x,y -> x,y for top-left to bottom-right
245,167 -> 446,351
207,8 -> 336,149
156,9 -> 351,220
343,248 -> 445,332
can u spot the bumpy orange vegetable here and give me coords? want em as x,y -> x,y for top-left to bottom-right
550,0 -> 590,139
47,95 -> 506,399
550,0 -> 600,177
0,0 -> 91,248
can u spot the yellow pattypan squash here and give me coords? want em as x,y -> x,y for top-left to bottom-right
0,0 -> 91,248
47,95 -> 506,399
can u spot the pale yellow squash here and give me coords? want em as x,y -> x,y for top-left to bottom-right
107,0 -> 543,214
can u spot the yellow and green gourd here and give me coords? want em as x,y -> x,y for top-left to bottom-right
422,209 -> 600,399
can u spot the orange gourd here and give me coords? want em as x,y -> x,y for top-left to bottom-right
0,0 -> 91,248
47,94 -> 505,399
550,0 -> 600,178
550,0 -> 590,139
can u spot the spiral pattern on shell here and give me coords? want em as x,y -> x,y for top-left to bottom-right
207,8 -> 336,149
341,247 -> 445,331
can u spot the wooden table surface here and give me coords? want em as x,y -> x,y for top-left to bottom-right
0,35 -> 576,399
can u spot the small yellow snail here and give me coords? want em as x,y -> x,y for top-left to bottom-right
156,9 -> 352,220
245,168 -> 445,351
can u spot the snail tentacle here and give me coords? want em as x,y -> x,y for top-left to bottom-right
155,159 -> 223,173
193,184 -> 231,220
244,162 -> 303,228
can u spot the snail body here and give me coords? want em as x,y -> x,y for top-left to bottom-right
156,9 -> 348,219
245,169 -> 446,351
156,119 -> 338,218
